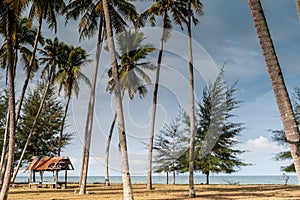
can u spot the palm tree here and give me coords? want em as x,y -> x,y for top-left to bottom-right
55,44 -> 91,157
102,0 -> 134,198
52,44 -> 90,184
0,17 -> 42,185
11,37 -> 62,183
104,30 -> 155,186
14,18 -> 44,123
27,0 -> 65,68
296,0 -> 300,21
64,0 -> 140,194
141,0 -> 188,190
0,1 -> 16,199
186,0 -> 203,197
248,0 -> 300,183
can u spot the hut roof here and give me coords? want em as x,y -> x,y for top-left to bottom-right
26,156 -> 74,171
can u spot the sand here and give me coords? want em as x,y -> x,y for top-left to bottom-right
8,183 -> 300,199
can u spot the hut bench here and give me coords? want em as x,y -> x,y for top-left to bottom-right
28,181 -> 65,189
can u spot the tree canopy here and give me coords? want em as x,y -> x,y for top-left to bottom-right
15,81 -> 72,163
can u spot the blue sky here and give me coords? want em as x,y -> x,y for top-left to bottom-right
10,0 -> 300,178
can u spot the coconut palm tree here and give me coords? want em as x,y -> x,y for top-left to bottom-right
141,0 -> 188,190
102,0 -> 134,198
296,0 -> 300,21
11,37 -> 62,183
27,0 -> 65,67
64,0 -> 140,194
55,44 -> 91,157
14,18 -> 44,122
52,44 -> 91,184
0,1 -> 16,199
0,17 -> 42,184
248,0 -> 300,183
186,0 -> 203,197
104,30 -> 155,186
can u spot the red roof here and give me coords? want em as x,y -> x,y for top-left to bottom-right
26,156 -> 74,171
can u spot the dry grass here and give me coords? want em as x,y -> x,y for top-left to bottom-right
8,183 -> 300,200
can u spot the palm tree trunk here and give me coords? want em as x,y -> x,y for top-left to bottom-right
9,18 -> 44,182
0,112 -> 9,186
104,92 -> 125,186
11,68 -> 54,183
28,15 -> 42,70
187,0 -> 196,198
58,88 -> 72,156
15,70 -> 31,124
248,0 -> 300,183
0,154 -> 8,188
102,0 -> 134,199
0,7 -> 16,200
296,0 -> 300,22
105,112 -> 117,186
14,15 -> 43,123
79,18 -> 104,195
55,87 -> 72,184
147,10 -> 167,191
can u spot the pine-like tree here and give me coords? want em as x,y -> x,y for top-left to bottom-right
15,81 -> 72,164
181,70 -> 248,184
153,117 -> 185,185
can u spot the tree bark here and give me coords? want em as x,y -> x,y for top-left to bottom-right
296,0 -> 300,22
147,10 -> 166,191
206,172 -> 209,185
188,0 -> 196,198
166,172 -> 169,185
105,113 -> 117,186
173,171 -> 175,185
79,18 -> 104,195
58,87 -> 72,156
102,0 -> 134,199
11,67 -> 55,183
15,15 -> 43,123
0,7 -> 16,200
248,0 -> 300,183
56,85 -> 72,183
0,113 -> 9,186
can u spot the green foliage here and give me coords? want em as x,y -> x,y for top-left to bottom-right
65,0 -> 140,41
153,116 -> 186,175
141,0 -> 188,42
15,81 -> 72,162
106,30 -> 156,99
181,70 -> 248,183
55,44 -> 91,98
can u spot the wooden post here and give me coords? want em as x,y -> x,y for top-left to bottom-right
29,170 -> 32,183
53,171 -> 56,189
39,171 -> 43,188
33,171 -> 36,182
64,169 -> 67,189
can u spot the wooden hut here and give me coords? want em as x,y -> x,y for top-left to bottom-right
26,156 -> 74,188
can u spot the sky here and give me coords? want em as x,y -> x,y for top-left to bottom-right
9,0 -> 300,178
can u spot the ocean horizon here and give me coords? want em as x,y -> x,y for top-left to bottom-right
14,175 -> 298,185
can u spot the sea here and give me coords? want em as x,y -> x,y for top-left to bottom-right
14,175 -> 299,185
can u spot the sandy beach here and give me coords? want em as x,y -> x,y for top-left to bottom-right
8,183 -> 300,199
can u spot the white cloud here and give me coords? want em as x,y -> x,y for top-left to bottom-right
244,136 -> 282,151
